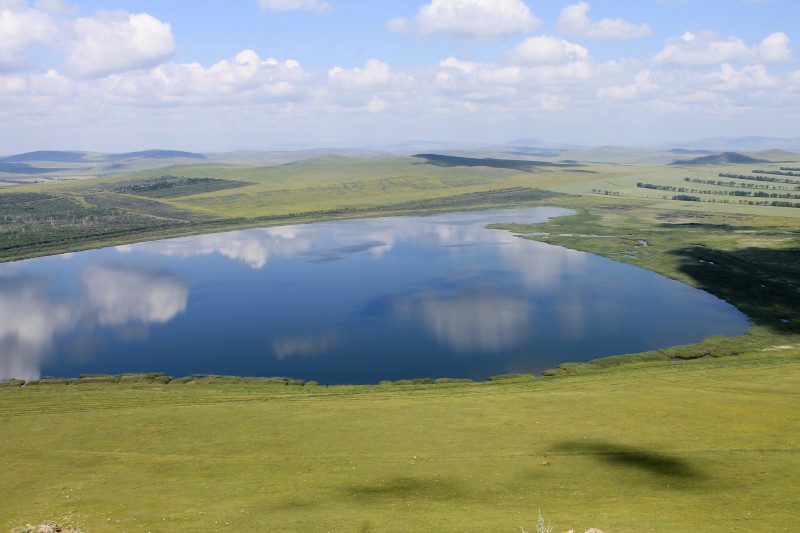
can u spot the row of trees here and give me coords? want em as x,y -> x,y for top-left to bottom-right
591,189 -> 625,196
753,169 -> 800,178
684,177 -> 793,190
638,182 -> 800,200
663,195 -> 800,208
719,173 -> 800,186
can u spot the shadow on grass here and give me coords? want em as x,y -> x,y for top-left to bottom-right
553,441 -> 706,480
345,476 -> 462,502
413,153 -> 578,172
670,245 -> 800,333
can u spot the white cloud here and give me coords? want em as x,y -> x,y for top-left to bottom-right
328,59 -> 393,89
432,51 -> 594,112
597,69 -> 658,101
557,2 -> 652,41
757,32 -> 792,62
435,57 -> 521,103
655,31 -> 792,67
389,0 -> 539,40
0,1 -> 55,70
257,0 -> 332,13
326,59 -> 410,110
508,35 -> 589,65
707,63 -> 779,92
66,10 -> 175,77
100,49 -> 310,105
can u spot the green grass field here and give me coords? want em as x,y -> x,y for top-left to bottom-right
2,350 -> 799,532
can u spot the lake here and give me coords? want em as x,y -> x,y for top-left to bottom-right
0,207 -> 750,384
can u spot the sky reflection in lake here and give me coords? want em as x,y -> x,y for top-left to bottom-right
0,207 -> 750,383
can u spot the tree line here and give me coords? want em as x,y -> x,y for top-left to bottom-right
684,177 -> 793,190
637,182 -> 800,200
718,173 -> 800,186
752,169 -> 800,178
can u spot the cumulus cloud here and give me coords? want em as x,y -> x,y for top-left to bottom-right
0,1 -> 56,70
707,63 -> 779,92
388,0 -> 539,40
758,32 -> 792,62
0,68 -> 72,101
328,59 -> 393,88
99,49 -> 310,105
432,47 -> 596,110
557,2 -> 652,41
655,31 -> 792,67
508,35 -> 589,65
65,10 -> 175,77
597,69 -> 658,101
257,0 -> 332,13
326,59 -> 410,110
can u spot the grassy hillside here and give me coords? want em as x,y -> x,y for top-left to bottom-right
2,350 -> 799,532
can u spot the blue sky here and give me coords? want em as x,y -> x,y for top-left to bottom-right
1,0 -> 798,152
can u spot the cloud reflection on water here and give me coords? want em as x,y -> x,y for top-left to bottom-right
0,275 -> 79,382
116,208 -> 572,270
0,265 -> 189,381
395,290 -> 530,353
116,225 -> 313,269
273,334 -> 339,360
83,265 -> 188,326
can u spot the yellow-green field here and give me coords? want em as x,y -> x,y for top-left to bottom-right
2,350 -> 800,533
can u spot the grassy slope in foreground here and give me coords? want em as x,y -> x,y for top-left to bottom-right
2,350 -> 799,532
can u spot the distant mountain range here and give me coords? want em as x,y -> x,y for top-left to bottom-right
0,151 -> 90,163
0,150 -> 208,176
2,139 -> 799,179
668,148 -> 715,155
662,136 -> 800,153
0,149 -> 206,163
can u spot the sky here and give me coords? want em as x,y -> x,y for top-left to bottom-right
1,0 -> 799,153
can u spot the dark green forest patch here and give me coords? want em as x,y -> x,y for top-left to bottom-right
100,175 -> 252,199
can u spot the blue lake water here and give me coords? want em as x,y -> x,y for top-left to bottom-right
0,207 -> 750,384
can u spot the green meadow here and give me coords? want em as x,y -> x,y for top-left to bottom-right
2,350 -> 800,532
2,150 -> 800,531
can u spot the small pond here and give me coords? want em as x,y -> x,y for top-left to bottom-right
0,207 -> 750,383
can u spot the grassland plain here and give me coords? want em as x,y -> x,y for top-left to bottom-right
2,351 -> 800,532
3,153 -> 800,531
